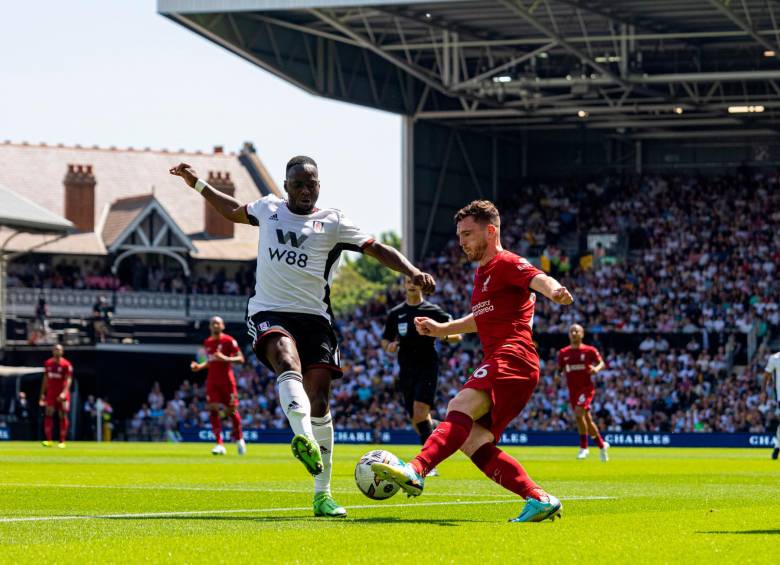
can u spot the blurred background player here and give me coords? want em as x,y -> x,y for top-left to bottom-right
557,324 -> 609,461
373,200 -> 573,523
190,316 -> 246,456
39,344 -> 72,448
764,349 -> 780,460
171,157 -> 434,518
382,276 -> 461,473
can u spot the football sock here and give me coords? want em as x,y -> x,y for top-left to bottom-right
411,411 -> 472,476
209,410 -> 223,445
592,432 -> 605,449
230,410 -> 243,441
59,415 -> 69,443
277,371 -> 314,439
415,419 -> 433,445
579,434 -> 588,449
311,413 -> 334,494
44,415 -> 53,442
471,443 -> 542,500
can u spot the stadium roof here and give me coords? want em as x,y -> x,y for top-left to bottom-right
0,183 -> 72,234
160,0 -> 780,138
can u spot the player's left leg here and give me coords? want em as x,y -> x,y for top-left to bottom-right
42,405 -> 54,446
773,422 -> 779,460
305,368 -> 345,518
460,425 -> 561,522
227,394 -> 246,456
412,402 -> 437,475
584,410 -> 609,462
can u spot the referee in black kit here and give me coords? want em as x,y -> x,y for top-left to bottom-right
382,277 -> 461,468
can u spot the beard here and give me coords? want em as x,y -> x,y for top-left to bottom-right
463,239 -> 488,262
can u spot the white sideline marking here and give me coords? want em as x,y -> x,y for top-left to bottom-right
0,483 -> 615,500
0,496 -> 614,524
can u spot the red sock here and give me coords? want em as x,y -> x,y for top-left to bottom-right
209,411 -> 223,444
230,410 -> 243,441
579,434 -> 588,449
411,411 -> 472,476
44,415 -> 53,441
59,415 -> 69,443
471,443 -> 542,500
592,432 -> 605,449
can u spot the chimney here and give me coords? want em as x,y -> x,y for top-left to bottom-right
213,145 -> 224,154
204,171 -> 235,238
63,164 -> 96,232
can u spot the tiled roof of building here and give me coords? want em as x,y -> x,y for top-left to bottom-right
0,141 -> 276,260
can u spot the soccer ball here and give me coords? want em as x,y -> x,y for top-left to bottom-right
354,449 -> 401,500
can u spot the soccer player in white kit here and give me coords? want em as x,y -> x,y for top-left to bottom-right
764,350 -> 780,460
170,157 -> 435,517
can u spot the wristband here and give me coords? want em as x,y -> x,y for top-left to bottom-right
194,179 -> 210,193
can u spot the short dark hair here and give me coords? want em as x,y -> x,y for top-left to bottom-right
286,155 -> 318,175
454,200 -> 500,227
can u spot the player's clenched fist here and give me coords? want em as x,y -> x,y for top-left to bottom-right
414,316 -> 446,338
551,287 -> 574,305
169,162 -> 198,188
411,271 -> 436,294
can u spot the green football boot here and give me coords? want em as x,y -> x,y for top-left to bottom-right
313,492 -> 347,518
291,434 -> 323,476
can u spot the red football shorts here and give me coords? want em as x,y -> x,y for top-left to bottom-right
206,377 -> 238,407
45,391 -> 69,410
463,351 -> 539,441
568,385 -> 595,410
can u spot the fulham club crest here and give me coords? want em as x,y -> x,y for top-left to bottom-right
312,221 -> 324,233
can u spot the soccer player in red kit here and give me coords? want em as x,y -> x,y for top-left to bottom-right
39,344 -> 72,448
190,316 -> 246,456
373,200 -> 574,523
558,324 -> 609,461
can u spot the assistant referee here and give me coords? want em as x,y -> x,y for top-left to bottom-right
382,277 -> 461,448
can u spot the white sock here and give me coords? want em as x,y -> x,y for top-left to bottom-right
775,423 -> 780,447
312,413 -> 334,494
277,371 -> 314,439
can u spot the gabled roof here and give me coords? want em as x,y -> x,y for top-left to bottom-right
0,183 -> 72,234
0,141 -> 277,260
103,194 -> 196,253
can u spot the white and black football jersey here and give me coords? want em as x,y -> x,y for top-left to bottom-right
244,195 -> 373,322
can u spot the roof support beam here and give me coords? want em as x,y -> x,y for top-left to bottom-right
708,0 -> 780,56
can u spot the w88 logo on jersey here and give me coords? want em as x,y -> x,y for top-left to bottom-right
268,247 -> 309,268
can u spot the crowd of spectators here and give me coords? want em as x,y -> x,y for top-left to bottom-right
127,339 -> 777,440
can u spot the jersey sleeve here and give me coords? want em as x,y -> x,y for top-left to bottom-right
556,351 -> 564,372
383,311 -> 398,341
590,347 -> 603,365
505,254 -> 545,289
244,195 -> 273,227
336,210 -> 374,252
64,361 -> 73,378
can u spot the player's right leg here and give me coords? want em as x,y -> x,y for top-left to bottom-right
42,405 -> 54,447
373,388 -> 491,497
573,405 -> 590,459
258,334 -> 322,475
585,411 -> 609,462
206,402 -> 226,455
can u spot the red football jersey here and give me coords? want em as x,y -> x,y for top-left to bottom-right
44,357 -> 73,395
470,250 -> 544,366
557,345 -> 602,389
204,333 -> 240,383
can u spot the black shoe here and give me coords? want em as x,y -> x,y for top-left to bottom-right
772,448 -> 779,460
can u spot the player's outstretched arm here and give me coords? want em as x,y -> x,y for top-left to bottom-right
169,163 -> 252,225
530,273 -> 574,305
362,242 -> 435,293
416,314 -> 476,338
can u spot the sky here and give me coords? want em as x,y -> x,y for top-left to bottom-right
0,0 -> 401,236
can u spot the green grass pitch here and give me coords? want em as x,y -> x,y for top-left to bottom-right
0,442 -> 778,563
